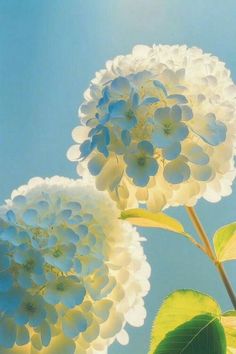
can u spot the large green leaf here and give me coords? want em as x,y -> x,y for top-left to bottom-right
213,222 -> 236,262
149,290 -> 222,354
120,208 -> 186,235
154,313 -> 226,354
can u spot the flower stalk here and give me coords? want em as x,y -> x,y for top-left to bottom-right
186,206 -> 236,309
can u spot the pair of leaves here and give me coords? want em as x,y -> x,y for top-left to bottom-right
121,209 -> 236,263
149,289 -> 236,354
121,209 -> 236,352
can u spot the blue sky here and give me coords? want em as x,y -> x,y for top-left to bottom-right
0,1 -> 236,353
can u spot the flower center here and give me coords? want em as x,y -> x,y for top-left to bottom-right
23,259 -> 35,272
24,302 -> 36,314
137,156 -> 146,166
163,122 -> 173,135
53,249 -> 63,258
126,110 -> 134,120
56,282 -> 65,291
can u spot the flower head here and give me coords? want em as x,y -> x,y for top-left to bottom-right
68,44 -> 236,210
0,176 -> 150,353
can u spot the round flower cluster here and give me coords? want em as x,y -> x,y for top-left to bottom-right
68,44 -> 236,210
0,177 -> 150,354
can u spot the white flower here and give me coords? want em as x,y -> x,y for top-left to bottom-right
68,44 -> 236,210
0,176 -> 150,354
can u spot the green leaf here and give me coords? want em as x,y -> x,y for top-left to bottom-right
154,314 -> 226,354
149,289 -> 222,354
222,311 -> 236,350
120,208 -> 186,235
213,222 -> 236,262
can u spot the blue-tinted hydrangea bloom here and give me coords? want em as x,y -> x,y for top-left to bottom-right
68,44 -> 236,210
0,177 -> 150,353
124,141 -> 158,186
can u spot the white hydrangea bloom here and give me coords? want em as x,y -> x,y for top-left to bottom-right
68,44 -> 236,210
0,176 -> 150,354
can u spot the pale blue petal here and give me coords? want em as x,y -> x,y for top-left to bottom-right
110,77 -> 130,95
40,320 -> 51,346
154,107 -> 170,123
44,289 -> 60,305
109,100 -> 127,117
167,94 -> 188,104
89,124 -> 103,137
16,326 -> 29,346
99,113 -> 110,124
22,209 -> 38,226
97,87 -> 110,108
153,80 -> 168,95
172,122 -> 189,141
152,129 -> 173,148
131,92 -> 139,107
37,200 -> 49,211
15,231 -> 30,246
74,259 -> 82,273
62,285 -> 86,308
18,271 -> 32,289
0,254 -> 10,271
181,105 -> 193,120
164,159 -> 190,184
184,144 -> 209,165
62,311 -> 87,338
0,271 -> 13,292
191,114 -> 227,146
112,114 -> 137,130
79,140 -> 92,160
77,225 -> 88,238
121,130 -> 131,145
88,155 -> 106,176
102,126 -> 110,145
1,226 -> 17,242
128,70 -> 152,86
66,201 -> 81,211
48,235 -> 57,247
29,307 -> 46,327
126,160 -> 151,187
170,105 -> 182,122
138,141 -> 154,155
12,195 -> 26,205
6,210 -> 16,224
146,158 -> 159,176
14,308 -> 28,326
163,142 -> 181,160
32,273 -> 46,286
0,287 -> 24,315
192,165 -> 213,181
68,215 -> 83,225
60,209 -> 72,220
60,228 -> 79,244
45,304 -> 58,324
142,97 -> 160,105
0,317 -> 16,348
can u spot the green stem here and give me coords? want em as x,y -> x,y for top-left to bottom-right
186,206 -> 236,310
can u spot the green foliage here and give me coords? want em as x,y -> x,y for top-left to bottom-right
120,208 -> 187,235
213,222 -> 236,262
222,311 -> 236,352
154,314 -> 226,354
149,290 -> 227,354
